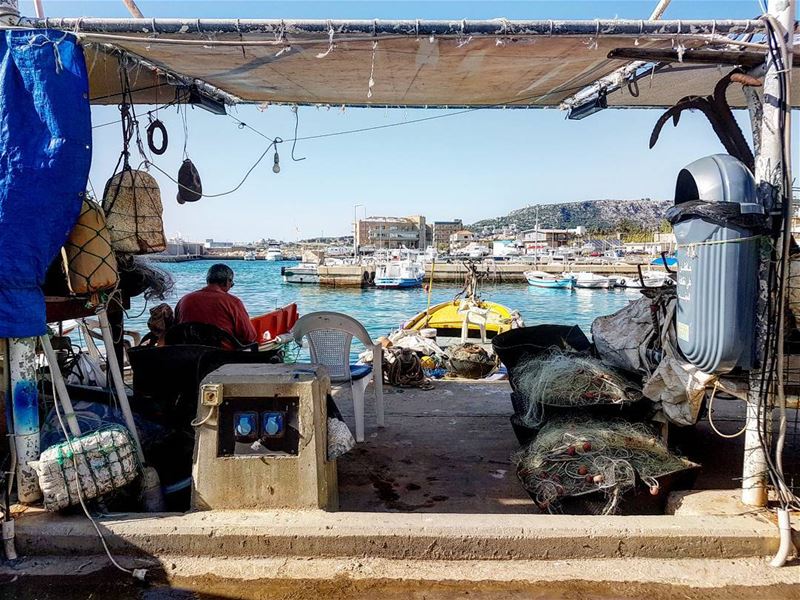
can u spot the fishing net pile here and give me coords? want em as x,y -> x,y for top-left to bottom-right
513,417 -> 697,515
117,254 -> 175,301
513,351 -> 640,426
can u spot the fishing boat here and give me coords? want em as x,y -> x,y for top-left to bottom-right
568,271 -> 612,289
243,250 -> 257,261
405,299 -> 522,341
618,271 -> 673,289
404,262 -> 523,341
281,262 -> 320,284
524,270 -> 575,289
374,259 -> 425,288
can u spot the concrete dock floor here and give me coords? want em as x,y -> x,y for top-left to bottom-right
5,380 -> 800,600
335,382 -> 535,513
333,379 -> 800,512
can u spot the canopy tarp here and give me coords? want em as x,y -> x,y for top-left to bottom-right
18,18 -> 800,109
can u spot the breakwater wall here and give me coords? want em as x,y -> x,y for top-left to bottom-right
319,262 -> 667,287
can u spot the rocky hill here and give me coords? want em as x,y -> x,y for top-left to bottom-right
470,199 -> 671,233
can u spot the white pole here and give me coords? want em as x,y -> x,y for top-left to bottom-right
32,0 -> 44,18
121,0 -> 144,18
96,308 -> 144,463
560,0 -> 672,110
9,338 -> 41,503
742,0 -> 795,507
40,335 -> 81,438
354,203 -> 364,258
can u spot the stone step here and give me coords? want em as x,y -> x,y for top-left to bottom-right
13,505 -> 793,561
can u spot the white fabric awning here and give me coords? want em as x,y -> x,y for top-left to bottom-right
20,18 -> 799,109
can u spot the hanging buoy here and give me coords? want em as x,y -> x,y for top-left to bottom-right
146,119 -> 168,155
177,158 -> 202,204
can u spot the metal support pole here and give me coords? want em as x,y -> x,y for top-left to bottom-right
354,204 -> 363,258
121,0 -> 144,19
96,309 -> 144,463
560,0 -> 672,109
9,338 -> 41,504
742,0 -> 795,507
40,335 -> 81,438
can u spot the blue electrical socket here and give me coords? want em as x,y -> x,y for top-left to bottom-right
261,411 -> 285,438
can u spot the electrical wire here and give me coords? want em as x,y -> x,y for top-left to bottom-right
144,137 -> 278,199
707,383 -> 747,439
751,12 -> 799,512
48,376 -> 146,581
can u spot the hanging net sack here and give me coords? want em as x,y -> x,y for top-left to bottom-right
30,425 -> 140,512
61,198 -> 119,300
102,166 -> 166,254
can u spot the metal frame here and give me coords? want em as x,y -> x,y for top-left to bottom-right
16,18 -> 763,38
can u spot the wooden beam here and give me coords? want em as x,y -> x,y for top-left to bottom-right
608,46 -> 799,68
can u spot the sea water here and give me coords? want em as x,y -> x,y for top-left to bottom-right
127,260 -> 639,346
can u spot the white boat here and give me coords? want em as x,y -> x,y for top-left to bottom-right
568,272 -> 612,289
265,244 -> 283,261
374,260 -> 426,288
618,271 -> 673,289
524,271 -> 575,289
281,262 -> 319,284
243,250 -> 257,261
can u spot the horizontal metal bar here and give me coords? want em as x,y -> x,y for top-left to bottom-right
17,17 -> 764,37
609,47 -> 800,68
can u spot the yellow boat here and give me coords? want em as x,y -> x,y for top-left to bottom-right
405,299 -> 521,340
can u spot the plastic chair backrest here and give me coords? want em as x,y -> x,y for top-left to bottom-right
291,311 -> 375,382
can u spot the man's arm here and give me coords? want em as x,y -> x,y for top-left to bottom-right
230,297 -> 258,345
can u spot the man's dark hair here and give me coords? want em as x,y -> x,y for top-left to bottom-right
207,263 -> 234,286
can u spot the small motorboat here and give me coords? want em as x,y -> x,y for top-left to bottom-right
281,262 -> 319,284
524,270 -> 575,289
243,250 -> 257,261
619,271 -> 673,289
568,272 -> 612,289
404,263 -> 523,342
374,260 -> 425,289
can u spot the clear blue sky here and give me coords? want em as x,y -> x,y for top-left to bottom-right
19,1 -> 796,242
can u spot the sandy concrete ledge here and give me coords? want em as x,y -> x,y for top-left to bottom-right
12,507 -> 796,561
2,555 -> 800,590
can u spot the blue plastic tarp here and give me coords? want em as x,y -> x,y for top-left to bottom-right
0,30 -> 92,337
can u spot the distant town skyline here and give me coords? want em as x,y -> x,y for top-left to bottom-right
30,1 -> 796,242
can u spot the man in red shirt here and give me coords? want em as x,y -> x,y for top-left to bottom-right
174,264 -> 258,349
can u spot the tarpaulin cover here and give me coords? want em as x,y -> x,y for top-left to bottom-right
665,200 -> 768,232
0,30 -> 92,337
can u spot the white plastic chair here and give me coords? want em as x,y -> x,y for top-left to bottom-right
457,300 -> 489,343
290,311 -> 384,442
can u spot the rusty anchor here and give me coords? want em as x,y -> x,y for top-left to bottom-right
649,69 -> 762,172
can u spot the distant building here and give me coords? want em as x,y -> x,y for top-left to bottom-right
356,215 -> 427,250
204,238 -> 234,249
519,228 -> 575,250
449,230 -> 475,251
432,219 -> 462,251
164,240 -> 206,256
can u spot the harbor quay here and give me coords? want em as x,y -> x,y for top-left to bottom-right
316,261 -> 665,287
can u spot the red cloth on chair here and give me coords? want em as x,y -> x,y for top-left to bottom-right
174,285 -> 257,349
